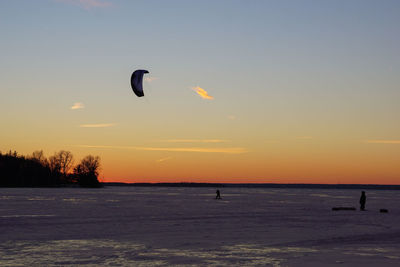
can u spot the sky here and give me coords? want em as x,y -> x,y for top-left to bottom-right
1,0 -> 400,184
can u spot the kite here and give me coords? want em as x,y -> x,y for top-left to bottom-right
130,69 -> 149,97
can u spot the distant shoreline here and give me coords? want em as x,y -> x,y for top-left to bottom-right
102,182 -> 400,190
2,182 -> 400,190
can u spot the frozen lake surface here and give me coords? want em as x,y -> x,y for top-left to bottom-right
1,186 -> 400,266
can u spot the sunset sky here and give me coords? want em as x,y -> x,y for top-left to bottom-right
1,0 -> 400,184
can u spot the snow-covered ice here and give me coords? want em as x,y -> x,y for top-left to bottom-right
1,187 -> 399,266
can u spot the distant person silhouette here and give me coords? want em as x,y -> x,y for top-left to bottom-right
360,191 -> 366,211
215,189 -> 221,199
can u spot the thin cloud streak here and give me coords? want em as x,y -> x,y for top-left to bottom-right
164,139 -> 229,143
192,86 -> 214,100
140,147 -> 246,154
55,0 -> 112,9
364,140 -> 400,144
296,136 -> 313,140
144,77 -> 158,82
80,123 -> 115,128
157,157 -> 172,163
75,145 -> 247,154
70,102 -> 85,110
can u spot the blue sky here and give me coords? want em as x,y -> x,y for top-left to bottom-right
1,0 -> 400,183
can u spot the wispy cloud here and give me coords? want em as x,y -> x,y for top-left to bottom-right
144,77 -> 158,82
264,140 -> 280,144
55,0 -> 112,9
157,157 -> 172,163
79,123 -> 115,128
141,147 -> 246,154
296,136 -> 313,140
70,102 -> 85,110
164,139 -> 228,143
75,145 -> 247,154
192,86 -> 214,100
364,140 -> 400,144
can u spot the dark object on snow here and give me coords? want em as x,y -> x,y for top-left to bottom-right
130,69 -> 149,97
380,209 -> 389,213
360,191 -> 366,211
332,207 -> 356,211
215,189 -> 221,199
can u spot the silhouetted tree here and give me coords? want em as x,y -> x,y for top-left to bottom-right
1,150 -> 102,187
49,150 -> 74,183
30,150 -> 47,165
74,155 -> 101,187
0,152 -> 55,187
48,154 -> 61,181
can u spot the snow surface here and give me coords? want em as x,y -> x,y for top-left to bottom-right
1,187 -> 400,266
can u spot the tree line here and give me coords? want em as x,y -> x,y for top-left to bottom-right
0,150 -> 101,187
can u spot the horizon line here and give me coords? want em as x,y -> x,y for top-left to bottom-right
101,181 -> 400,187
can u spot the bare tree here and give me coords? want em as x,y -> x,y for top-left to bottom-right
48,154 -> 61,174
30,150 -> 47,166
74,155 -> 101,187
48,150 -> 74,181
58,150 -> 74,177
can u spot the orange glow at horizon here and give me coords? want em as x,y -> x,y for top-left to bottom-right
96,141 -> 400,185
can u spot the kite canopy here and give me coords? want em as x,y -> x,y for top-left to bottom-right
130,69 -> 149,97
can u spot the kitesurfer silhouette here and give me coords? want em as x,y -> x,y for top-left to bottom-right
216,189 -> 221,199
360,191 -> 366,211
